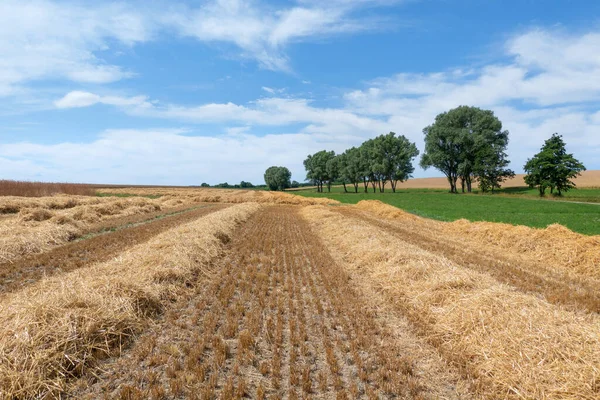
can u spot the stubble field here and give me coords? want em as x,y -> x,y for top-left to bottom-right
0,188 -> 599,399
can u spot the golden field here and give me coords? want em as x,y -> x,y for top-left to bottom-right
0,188 -> 598,399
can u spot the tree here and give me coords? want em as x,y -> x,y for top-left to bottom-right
264,166 -> 292,191
473,143 -> 514,193
303,150 -> 335,193
339,147 -> 363,193
239,181 -> 254,188
291,180 -> 300,188
371,132 -> 419,193
421,106 -> 510,193
325,155 -> 340,192
524,134 -> 586,196
359,139 -> 378,193
200,183 -> 210,187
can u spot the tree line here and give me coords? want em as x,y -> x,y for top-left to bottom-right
300,105 -> 586,196
304,132 -> 420,193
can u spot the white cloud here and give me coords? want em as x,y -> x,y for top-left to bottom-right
0,0 -> 152,92
0,0 -> 399,97
0,129 -> 344,185
8,26 -> 600,184
162,0 -> 395,70
54,91 -> 151,109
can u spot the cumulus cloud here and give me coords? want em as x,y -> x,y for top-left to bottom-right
7,25 -> 600,184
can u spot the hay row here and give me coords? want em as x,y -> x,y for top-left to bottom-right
98,188 -> 339,206
0,203 -> 261,399
355,200 -> 600,281
301,205 -> 600,399
0,196 -> 186,264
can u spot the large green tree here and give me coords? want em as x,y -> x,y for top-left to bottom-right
421,106 -> 510,193
263,166 -> 292,191
370,132 -> 419,192
303,150 -> 335,193
524,133 -> 586,196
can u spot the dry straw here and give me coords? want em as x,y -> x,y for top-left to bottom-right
0,203 -> 261,399
0,196 -> 177,263
301,205 -> 600,399
356,200 -> 600,281
98,188 -> 339,206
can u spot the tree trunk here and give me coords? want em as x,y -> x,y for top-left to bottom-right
353,182 -> 359,193
342,182 -> 348,193
371,180 -> 377,193
460,177 -> 465,193
391,180 -> 396,193
363,178 -> 368,193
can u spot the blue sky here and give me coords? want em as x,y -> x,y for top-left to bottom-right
1,0 -> 600,185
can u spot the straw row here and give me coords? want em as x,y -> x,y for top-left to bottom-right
301,205 -> 600,399
0,203 -> 261,399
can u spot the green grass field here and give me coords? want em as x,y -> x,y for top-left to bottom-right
294,186 -> 600,235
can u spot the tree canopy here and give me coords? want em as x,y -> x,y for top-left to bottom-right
524,133 -> 586,196
264,166 -> 292,191
303,150 -> 335,193
303,132 -> 419,193
420,106 -> 513,193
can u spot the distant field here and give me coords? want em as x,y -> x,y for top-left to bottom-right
294,186 -> 600,235
393,169 -> 600,189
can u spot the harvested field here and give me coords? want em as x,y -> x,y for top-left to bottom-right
0,204 -> 226,295
2,188 -> 599,399
302,205 -> 600,399
97,187 -> 340,206
0,203 -> 259,398
0,195 -> 197,264
344,201 -> 600,313
0,180 -> 94,197
73,206 -> 469,399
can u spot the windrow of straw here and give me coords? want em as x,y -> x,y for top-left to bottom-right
98,187 -> 340,206
0,203 -> 261,399
355,200 -> 600,281
301,205 -> 600,399
0,196 -> 181,263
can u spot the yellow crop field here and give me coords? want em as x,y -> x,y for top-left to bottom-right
0,188 -> 598,399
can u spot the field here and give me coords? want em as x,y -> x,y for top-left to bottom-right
0,188 -> 599,399
293,186 -> 600,235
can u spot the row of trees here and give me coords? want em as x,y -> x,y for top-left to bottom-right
272,106 -> 586,196
304,132 -> 420,193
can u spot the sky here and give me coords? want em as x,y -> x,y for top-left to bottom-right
1,0 -> 600,185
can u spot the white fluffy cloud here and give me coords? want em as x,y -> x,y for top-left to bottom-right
54,91 -> 150,109
37,27 -> 600,184
0,0 -> 152,92
0,129 -> 344,184
0,0 -> 395,95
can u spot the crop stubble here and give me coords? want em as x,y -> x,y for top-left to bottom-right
74,205 -> 467,399
302,205 -> 600,399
